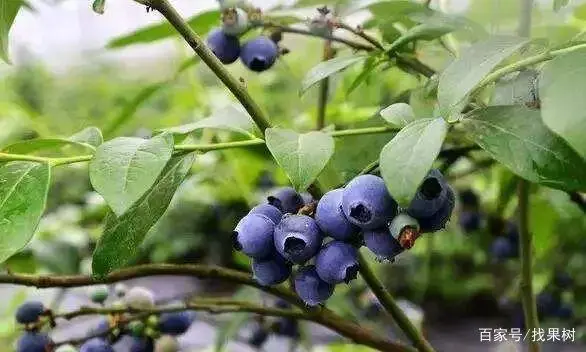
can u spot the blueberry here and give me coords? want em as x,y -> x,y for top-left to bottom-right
315,189 -> 359,241
407,169 -> 449,218
553,272 -> 573,290
93,317 -> 110,335
89,285 -> 109,304
249,203 -> 282,225
158,311 -> 196,335
459,210 -> 482,233
416,185 -> 455,233
267,187 -> 304,214
252,253 -> 292,286
233,213 -> 275,259
363,227 -> 404,261
247,323 -> 269,348
154,335 -> 179,352
274,214 -> 323,264
206,28 -> 241,64
129,336 -> 154,352
221,7 -> 249,36
114,283 -> 128,298
80,338 -> 114,352
315,241 -> 359,284
504,222 -> 519,247
490,237 -> 515,261
294,265 -> 334,306
55,344 -> 78,352
16,332 -> 53,352
536,291 -> 561,318
15,301 -> 45,324
556,305 -> 574,319
458,189 -> 479,209
274,318 -> 299,338
341,175 -> 397,229
274,299 -> 291,309
128,320 -> 145,337
240,36 -> 279,72
125,287 -> 155,310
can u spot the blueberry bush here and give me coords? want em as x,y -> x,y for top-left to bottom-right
1,0 -> 586,351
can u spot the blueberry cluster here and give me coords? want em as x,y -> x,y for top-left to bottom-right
490,222 -> 520,262
234,170 -> 455,306
14,285 -> 195,352
206,6 -> 279,72
246,300 -> 299,350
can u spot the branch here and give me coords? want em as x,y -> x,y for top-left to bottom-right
518,180 -> 540,352
149,0 -> 272,133
357,253 -> 435,352
2,264 -> 414,352
317,39 -> 334,130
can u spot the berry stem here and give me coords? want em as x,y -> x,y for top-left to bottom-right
2,263 -> 414,352
148,0 -> 272,133
316,40 -> 334,130
357,252 -> 435,352
518,180 -> 540,352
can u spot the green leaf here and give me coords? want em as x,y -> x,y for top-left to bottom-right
540,47 -> 586,159
461,106 -> 586,192
89,134 -> 174,216
265,128 -> 335,191
163,105 -> 261,138
92,0 -> 105,14
386,14 -> 470,53
554,0 -> 570,12
301,55 -> 368,94
0,162 -> 50,264
68,127 -> 104,148
108,10 -> 219,48
379,118 -> 448,207
490,69 -> 538,106
2,139 -> 96,157
366,1 -> 429,23
380,103 -> 416,128
438,36 -> 529,115
92,154 -> 194,277
0,0 -> 22,63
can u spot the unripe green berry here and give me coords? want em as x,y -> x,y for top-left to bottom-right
146,315 -> 159,328
128,320 -> 146,337
144,326 -> 161,339
55,344 -> 78,352
88,285 -> 109,304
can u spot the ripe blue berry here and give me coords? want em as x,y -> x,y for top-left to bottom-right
240,36 -> 279,72
315,241 -> 359,284
80,338 -> 114,352
341,175 -> 397,229
556,305 -> 573,319
458,210 -> 482,233
129,337 -> 154,352
537,292 -> 561,318
363,227 -> 403,261
16,332 -> 53,352
301,192 -> 314,205
458,189 -> 479,209
93,317 -> 110,335
294,266 -> 334,306
158,311 -> 196,335
490,237 -> 515,261
274,299 -> 291,309
274,318 -> 299,338
274,214 -> 323,264
553,272 -> 573,289
416,185 -> 455,233
249,203 -> 282,225
247,323 -> 269,348
15,301 -> 45,324
252,253 -> 292,286
233,213 -> 275,259
206,28 -> 241,64
267,187 -> 304,214
315,189 -> 359,241
407,169 -> 449,218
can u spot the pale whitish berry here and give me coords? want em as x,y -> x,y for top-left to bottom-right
125,286 -> 155,310
154,335 -> 180,352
